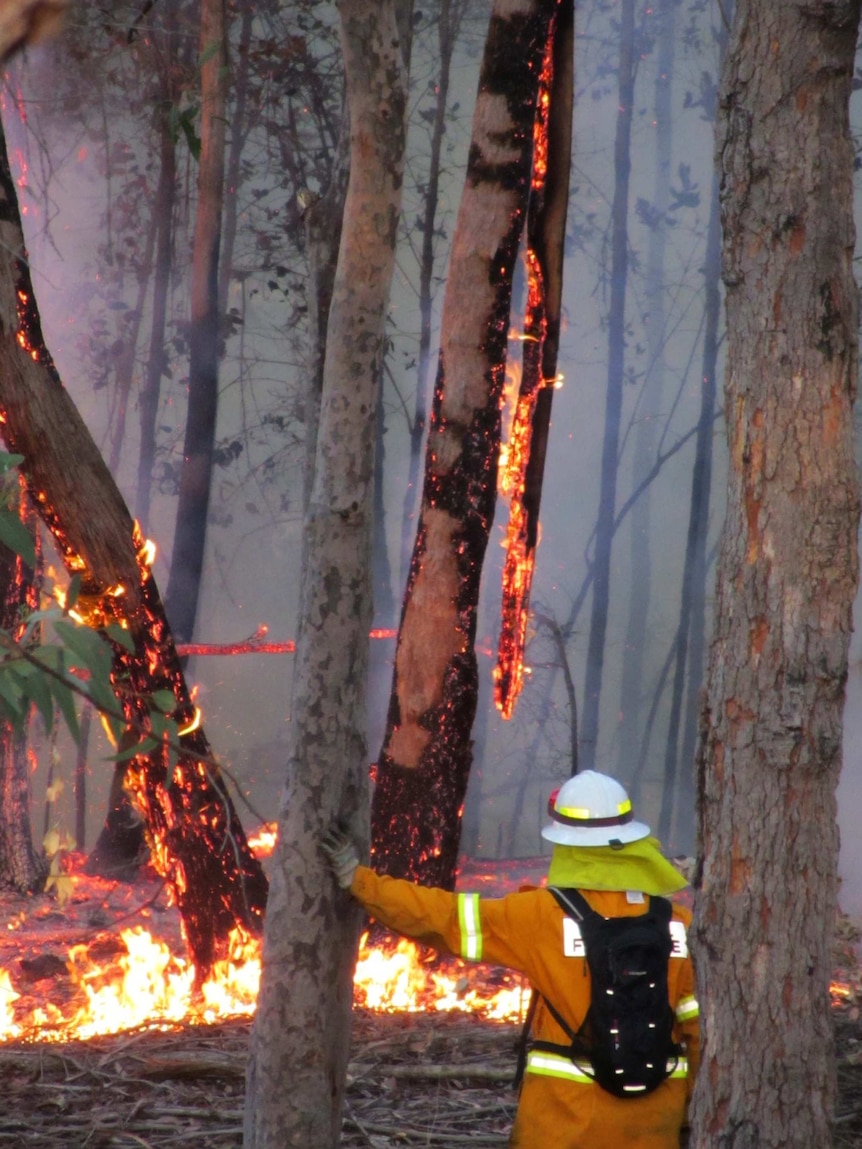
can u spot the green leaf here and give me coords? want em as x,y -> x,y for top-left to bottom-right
113,735 -> 159,763
53,619 -> 112,680
66,574 -> 82,611
0,453 -> 24,473
0,670 -> 25,725
151,689 -> 176,715
25,666 -> 54,734
0,510 -> 36,567
104,623 -> 136,653
149,710 -> 168,738
49,677 -> 79,743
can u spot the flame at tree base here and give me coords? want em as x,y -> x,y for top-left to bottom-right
0,845 -> 528,1044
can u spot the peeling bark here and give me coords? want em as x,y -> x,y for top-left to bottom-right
371,0 -> 561,889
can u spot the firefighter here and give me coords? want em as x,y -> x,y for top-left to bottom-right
323,770 -> 699,1149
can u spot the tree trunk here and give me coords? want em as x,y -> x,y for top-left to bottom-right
0,114 -> 267,978
243,3 -> 407,1146
164,0 -> 227,644
616,0 -> 675,783
691,3 -> 861,1145
371,0 -> 560,888
398,0 -> 465,592
579,0 -> 635,772
136,54 -> 178,532
657,169 -> 721,851
494,0 -> 573,718
0,483 -> 41,892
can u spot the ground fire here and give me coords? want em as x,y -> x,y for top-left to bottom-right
0,827 -> 528,1045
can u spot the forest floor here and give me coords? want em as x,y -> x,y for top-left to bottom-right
1,1005 -> 862,1147
1,871 -> 862,1146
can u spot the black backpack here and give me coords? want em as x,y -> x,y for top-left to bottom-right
518,887 -> 681,1098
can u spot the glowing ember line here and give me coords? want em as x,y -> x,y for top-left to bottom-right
494,22 -> 563,721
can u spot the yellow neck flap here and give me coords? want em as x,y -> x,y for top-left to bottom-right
546,837 -> 688,897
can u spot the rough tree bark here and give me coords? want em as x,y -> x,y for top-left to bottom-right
0,115 -> 267,978
164,0 -> 227,644
371,0 -> 561,888
691,3 -> 861,1146
243,2 -> 407,1146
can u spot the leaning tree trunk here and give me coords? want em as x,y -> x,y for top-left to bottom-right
0,114 -> 267,979
371,0 -> 562,888
164,0 -> 227,644
244,4 -> 407,1147
691,4 -> 861,1147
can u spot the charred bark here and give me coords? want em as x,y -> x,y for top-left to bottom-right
371,0 -> 561,889
0,114 -> 267,977
495,0 -> 573,717
691,2 -> 862,1145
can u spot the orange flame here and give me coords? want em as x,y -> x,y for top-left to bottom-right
494,29 -> 558,721
0,925 -> 526,1044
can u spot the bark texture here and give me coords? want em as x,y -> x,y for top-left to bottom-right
243,3 -> 407,1146
371,0 -> 560,888
0,115 -> 267,977
691,4 -> 861,1146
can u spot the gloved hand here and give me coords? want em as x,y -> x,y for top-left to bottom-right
321,827 -> 360,889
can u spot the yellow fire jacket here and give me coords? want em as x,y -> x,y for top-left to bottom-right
351,866 -> 700,1149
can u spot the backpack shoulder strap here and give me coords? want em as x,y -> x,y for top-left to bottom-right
548,886 -> 597,923
648,895 -> 673,924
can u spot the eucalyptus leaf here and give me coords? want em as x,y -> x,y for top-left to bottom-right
0,510 -> 36,567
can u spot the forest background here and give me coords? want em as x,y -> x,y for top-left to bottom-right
7,0 -> 862,907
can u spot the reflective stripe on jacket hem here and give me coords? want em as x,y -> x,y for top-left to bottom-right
525,1049 -> 689,1084
457,893 -> 482,960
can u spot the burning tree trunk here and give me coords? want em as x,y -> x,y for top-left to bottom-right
494,0 -> 573,718
244,3 -> 407,1145
0,115 -> 267,977
163,0 -> 227,645
0,481 -> 41,892
691,3 -> 861,1145
371,0 -> 564,888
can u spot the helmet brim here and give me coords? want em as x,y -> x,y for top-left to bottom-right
541,818 -> 651,847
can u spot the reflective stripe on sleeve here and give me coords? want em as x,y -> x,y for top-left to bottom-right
676,994 -> 699,1022
457,893 -> 482,961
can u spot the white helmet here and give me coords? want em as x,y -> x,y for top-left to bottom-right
541,770 -> 650,847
